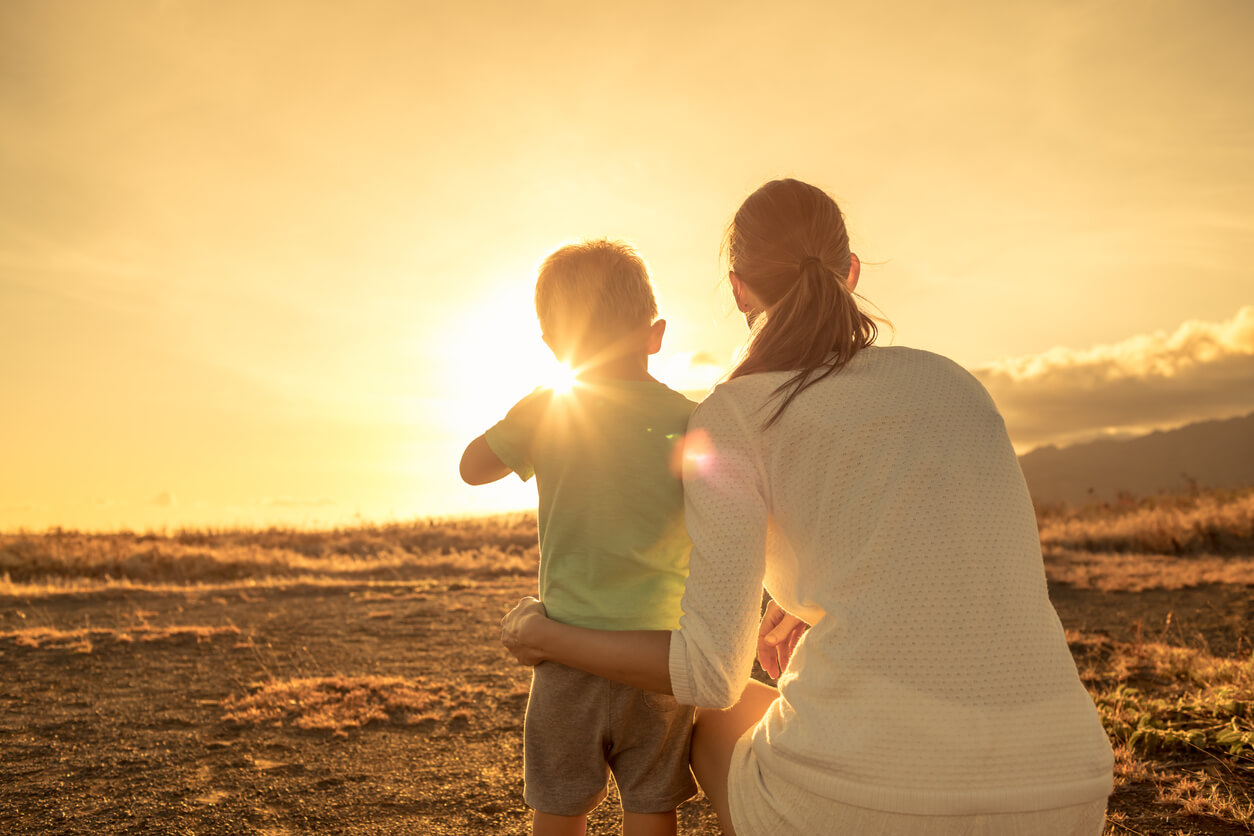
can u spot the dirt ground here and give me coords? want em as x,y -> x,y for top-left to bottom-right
1,575 -> 1251,835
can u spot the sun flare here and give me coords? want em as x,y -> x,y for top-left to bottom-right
436,290 -> 581,430
545,362 -> 578,396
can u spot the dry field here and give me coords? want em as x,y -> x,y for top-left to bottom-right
1,491 -> 1252,835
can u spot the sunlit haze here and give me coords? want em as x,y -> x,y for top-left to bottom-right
3,0 -> 1252,531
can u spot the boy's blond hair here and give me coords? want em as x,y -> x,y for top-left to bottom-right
535,240 -> 658,363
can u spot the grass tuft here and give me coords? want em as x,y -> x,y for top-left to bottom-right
2,624 -> 242,651
222,675 -> 468,736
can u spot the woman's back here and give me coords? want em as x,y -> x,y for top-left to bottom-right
675,344 -> 1114,814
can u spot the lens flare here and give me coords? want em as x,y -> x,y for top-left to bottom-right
671,427 -> 714,478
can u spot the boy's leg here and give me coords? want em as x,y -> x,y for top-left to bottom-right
525,664 -> 611,822
690,680 -> 778,836
622,809 -> 677,836
608,686 -> 695,835
532,810 -> 588,836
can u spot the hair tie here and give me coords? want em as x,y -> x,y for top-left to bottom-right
799,256 -> 823,272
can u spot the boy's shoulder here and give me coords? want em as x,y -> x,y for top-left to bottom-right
603,378 -> 699,418
499,380 -> 696,441
644,378 -> 700,410
497,385 -> 558,428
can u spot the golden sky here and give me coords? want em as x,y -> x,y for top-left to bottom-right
2,0 -> 1252,530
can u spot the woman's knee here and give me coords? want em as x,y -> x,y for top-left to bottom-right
696,680 -> 776,735
690,681 -> 777,834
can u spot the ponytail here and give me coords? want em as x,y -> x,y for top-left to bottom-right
725,179 -> 884,428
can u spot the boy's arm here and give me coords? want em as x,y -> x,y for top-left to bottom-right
462,388 -> 546,485
459,435 -> 512,485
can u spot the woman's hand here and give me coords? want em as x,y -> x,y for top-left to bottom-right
757,599 -> 809,679
500,597 -> 550,666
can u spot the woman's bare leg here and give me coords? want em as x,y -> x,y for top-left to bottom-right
532,810 -> 587,836
689,680 -> 778,836
622,809 -> 677,836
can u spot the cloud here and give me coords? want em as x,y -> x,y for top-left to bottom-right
654,350 -> 730,397
151,490 -> 177,507
260,497 -> 335,508
974,306 -> 1254,450
689,351 -> 721,368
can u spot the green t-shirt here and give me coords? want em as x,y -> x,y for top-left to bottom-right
484,377 -> 696,630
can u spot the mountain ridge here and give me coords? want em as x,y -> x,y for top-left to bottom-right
1017,412 -> 1254,505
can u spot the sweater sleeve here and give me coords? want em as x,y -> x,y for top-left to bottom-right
669,389 -> 769,709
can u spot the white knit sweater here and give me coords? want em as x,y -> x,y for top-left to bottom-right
668,346 -> 1114,817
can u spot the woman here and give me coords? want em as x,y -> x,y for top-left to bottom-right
501,178 -> 1114,835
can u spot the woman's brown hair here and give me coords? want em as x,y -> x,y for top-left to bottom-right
725,178 -> 882,427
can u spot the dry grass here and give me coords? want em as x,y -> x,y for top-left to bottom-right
6,493 -> 1251,595
1038,488 -> 1254,556
222,675 -> 510,738
0,513 -> 538,592
1044,549 -> 1254,592
1070,631 -> 1254,828
4,491 -> 1252,831
0,623 -> 242,652
1037,488 -> 1254,593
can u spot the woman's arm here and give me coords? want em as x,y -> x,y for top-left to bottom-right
500,597 -> 673,694
668,398 -> 771,708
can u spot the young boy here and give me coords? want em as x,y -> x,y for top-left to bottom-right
459,240 -> 697,836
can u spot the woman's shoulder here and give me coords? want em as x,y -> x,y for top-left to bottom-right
704,345 -> 970,390
854,345 -> 990,389
693,345 -> 987,417
855,344 -> 962,370
691,378 -> 753,416
687,375 -> 780,441
695,370 -> 788,412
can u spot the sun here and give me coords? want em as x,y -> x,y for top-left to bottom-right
545,362 -> 578,396
435,292 -> 579,430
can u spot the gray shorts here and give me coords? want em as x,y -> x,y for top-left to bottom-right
524,661 -> 697,816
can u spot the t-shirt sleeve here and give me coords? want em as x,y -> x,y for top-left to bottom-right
482,388 -> 549,482
669,389 -> 769,709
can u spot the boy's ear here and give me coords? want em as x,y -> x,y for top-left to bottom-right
646,319 -> 666,355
